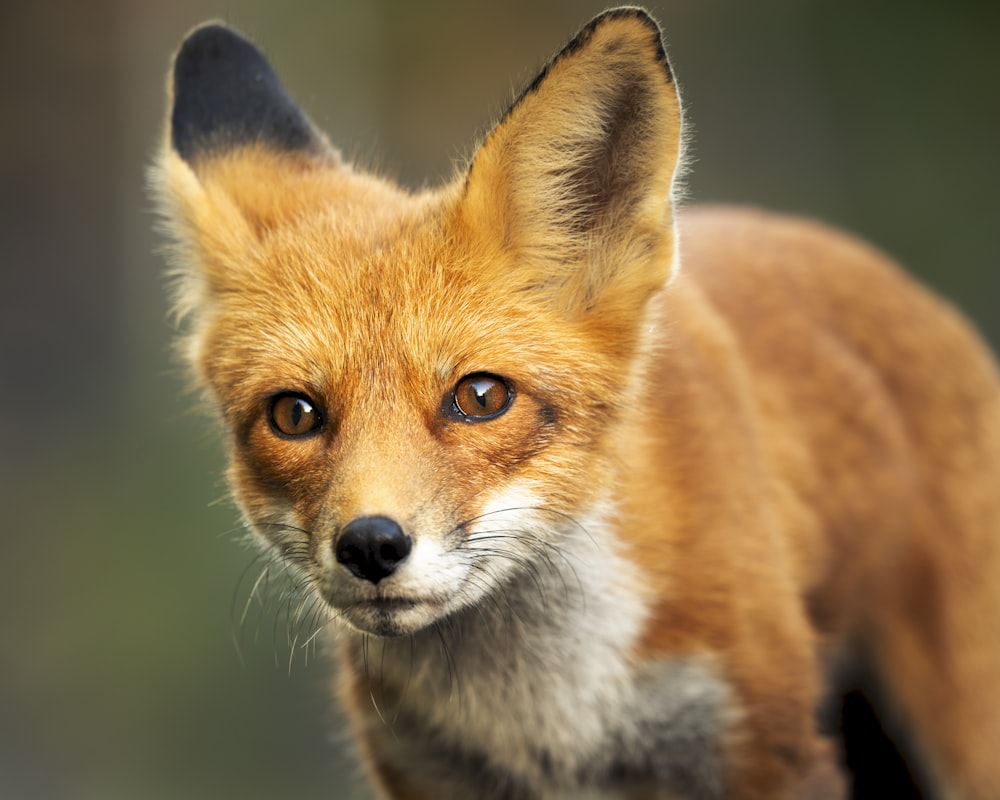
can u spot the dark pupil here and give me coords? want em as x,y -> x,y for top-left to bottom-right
452,375 -> 509,420
459,377 -> 507,418
471,381 -> 491,408
290,400 -> 304,427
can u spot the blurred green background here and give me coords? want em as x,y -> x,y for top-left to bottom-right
1,0 -> 997,797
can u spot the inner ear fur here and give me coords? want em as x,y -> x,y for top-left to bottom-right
459,8 -> 683,310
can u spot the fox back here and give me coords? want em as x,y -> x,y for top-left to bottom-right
153,9 -> 1000,799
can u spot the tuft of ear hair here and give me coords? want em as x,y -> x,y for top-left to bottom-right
459,7 -> 684,315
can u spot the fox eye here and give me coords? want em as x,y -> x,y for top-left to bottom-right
452,374 -> 512,421
268,392 -> 324,438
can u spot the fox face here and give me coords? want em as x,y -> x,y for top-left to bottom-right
210,218 -> 638,637
155,11 -> 682,638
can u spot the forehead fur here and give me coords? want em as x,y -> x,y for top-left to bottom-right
188,167 -> 630,414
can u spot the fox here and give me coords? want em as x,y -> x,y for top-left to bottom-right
151,7 -> 1000,800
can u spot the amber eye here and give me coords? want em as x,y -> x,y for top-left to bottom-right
452,374 -> 512,421
268,393 -> 324,438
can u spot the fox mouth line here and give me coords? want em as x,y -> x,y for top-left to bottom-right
331,594 -> 443,637
337,594 -> 421,614
352,597 -> 419,612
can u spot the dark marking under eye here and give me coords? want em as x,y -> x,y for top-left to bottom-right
538,403 -> 559,428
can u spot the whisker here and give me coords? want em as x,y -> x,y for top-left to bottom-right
433,620 -> 461,716
230,555 -> 271,667
463,515 -> 590,602
299,603 -> 334,652
390,635 -> 416,726
286,589 -> 316,676
238,560 -> 272,630
461,568 -> 514,628
363,634 -> 392,730
223,515 -> 338,675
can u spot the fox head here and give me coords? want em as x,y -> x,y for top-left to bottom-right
153,9 -> 683,636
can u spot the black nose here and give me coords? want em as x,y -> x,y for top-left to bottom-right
335,516 -> 412,584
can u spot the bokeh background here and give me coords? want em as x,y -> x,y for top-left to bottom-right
2,0 -> 997,798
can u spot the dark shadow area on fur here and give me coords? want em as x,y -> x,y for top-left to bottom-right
840,688 -> 924,799
824,654 -> 931,800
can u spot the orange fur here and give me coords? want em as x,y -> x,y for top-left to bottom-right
154,9 -> 1000,799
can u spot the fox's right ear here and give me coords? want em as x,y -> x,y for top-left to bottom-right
150,22 -> 339,321
458,9 -> 682,323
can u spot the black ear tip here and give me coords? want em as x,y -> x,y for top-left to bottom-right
170,21 -> 320,162
173,22 -> 262,82
177,21 -> 241,48
180,20 -> 248,46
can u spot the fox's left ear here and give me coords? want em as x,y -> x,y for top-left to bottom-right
460,9 -> 682,315
168,23 -> 333,166
151,22 -> 340,321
